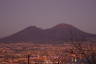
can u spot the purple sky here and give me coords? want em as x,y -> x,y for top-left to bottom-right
0,0 -> 96,38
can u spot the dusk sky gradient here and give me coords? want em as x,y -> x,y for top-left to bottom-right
0,0 -> 96,38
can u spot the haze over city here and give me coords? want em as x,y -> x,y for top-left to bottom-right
0,0 -> 96,38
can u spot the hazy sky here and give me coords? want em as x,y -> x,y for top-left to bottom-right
0,0 -> 96,38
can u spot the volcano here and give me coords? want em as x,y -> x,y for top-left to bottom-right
0,23 -> 96,43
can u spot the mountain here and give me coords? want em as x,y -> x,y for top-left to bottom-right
0,23 -> 96,43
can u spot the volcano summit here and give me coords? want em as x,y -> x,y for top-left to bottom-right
0,23 -> 96,43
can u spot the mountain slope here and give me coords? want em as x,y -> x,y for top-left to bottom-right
0,23 -> 96,43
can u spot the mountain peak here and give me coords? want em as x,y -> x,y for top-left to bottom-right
0,23 -> 96,43
26,26 -> 37,29
25,26 -> 41,30
53,23 -> 73,28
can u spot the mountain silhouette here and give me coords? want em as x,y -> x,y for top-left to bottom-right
0,23 -> 96,43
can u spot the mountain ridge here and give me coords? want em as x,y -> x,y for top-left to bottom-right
0,23 -> 96,43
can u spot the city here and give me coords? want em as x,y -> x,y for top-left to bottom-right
0,42 -> 95,64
